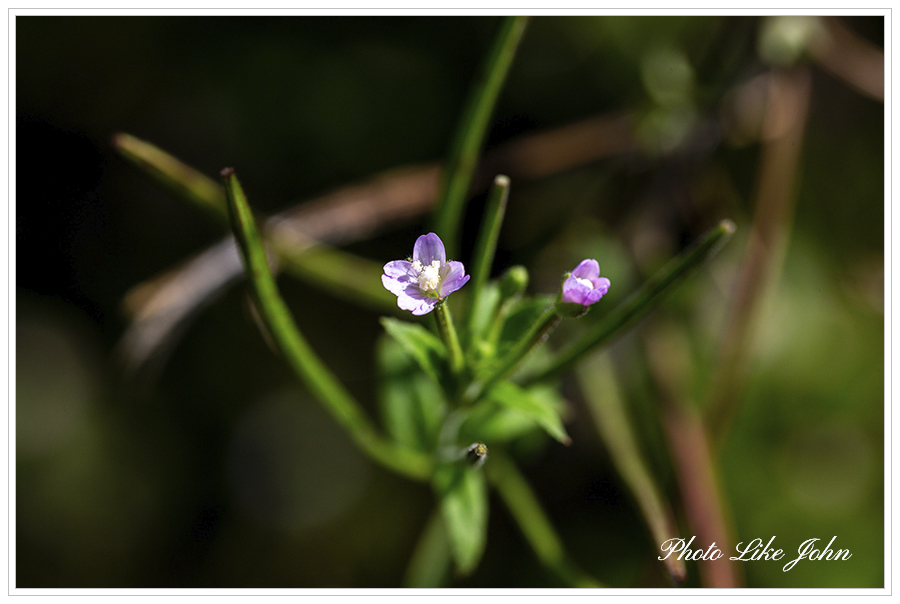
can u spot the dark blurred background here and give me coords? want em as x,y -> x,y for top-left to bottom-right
16,15 -> 884,588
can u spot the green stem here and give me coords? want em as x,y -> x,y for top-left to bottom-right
523,220 -> 736,386
465,174 -> 511,344
435,302 -> 465,375
222,168 -> 432,482
433,16 -> 529,257
480,305 -> 560,395
487,452 -> 605,588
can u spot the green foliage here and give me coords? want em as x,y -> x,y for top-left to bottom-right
433,461 -> 489,575
485,381 -> 570,445
380,317 -> 450,385
377,336 -> 448,453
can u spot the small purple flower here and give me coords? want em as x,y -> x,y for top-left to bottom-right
382,233 -> 470,316
561,259 -> 610,306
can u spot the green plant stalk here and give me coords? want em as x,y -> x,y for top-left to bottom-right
433,16 -> 529,257
487,452 -> 605,588
112,132 -> 228,223
222,168 -> 432,482
465,174 -> 511,343
435,302 -> 465,375
524,219 -> 736,385
577,353 -> 686,585
480,304 -> 560,395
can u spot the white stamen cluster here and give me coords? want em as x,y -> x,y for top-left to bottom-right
413,260 -> 442,294
575,276 -> 594,290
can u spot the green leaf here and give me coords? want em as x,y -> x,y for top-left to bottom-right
458,402 -> 541,444
485,381 -> 571,445
434,462 -> 489,575
380,317 -> 449,384
377,335 -> 448,452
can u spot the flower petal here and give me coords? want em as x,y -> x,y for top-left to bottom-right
382,261 -> 415,295
571,258 -> 600,280
396,285 -> 438,315
561,274 -> 589,305
583,287 -> 605,305
438,261 -> 469,297
590,277 -> 611,297
413,232 -> 446,266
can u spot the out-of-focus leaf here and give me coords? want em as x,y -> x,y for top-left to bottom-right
403,507 -> 452,588
380,317 -> 449,384
377,335 -> 448,452
458,402 -> 541,444
486,381 -> 571,445
433,462 -> 489,575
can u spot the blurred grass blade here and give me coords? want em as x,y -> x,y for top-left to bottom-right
433,462 -> 489,575
577,353 -> 686,585
486,452 -> 605,588
433,16 -> 529,256
274,238 -> 396,312
222,167 -> 432,482
403,507 -> 452,587
112,132 -> 228,223
114,132 -> 396,313
465,174 -> 511,342
524,219 -> 736,385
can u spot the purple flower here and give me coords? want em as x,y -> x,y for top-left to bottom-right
561,259 -> 610,306
381,233 -> 470,316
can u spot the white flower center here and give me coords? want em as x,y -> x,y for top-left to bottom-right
575,276 -> 594,290
414,260 -> 442,294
